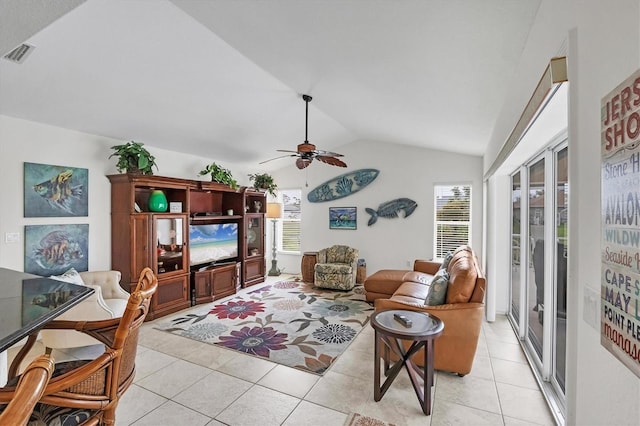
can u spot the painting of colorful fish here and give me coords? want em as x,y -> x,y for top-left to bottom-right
24,162 -> 88,217
24,225 -> 88,276
365,198 -> 418,226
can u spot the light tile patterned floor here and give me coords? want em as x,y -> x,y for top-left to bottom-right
7,275 -> 556,425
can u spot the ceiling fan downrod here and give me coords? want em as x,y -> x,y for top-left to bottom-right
302,94 -> 312,144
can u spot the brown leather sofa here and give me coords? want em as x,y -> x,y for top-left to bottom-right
365,245 -> 485,376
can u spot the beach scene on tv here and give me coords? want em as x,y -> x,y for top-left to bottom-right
189,223 -> 238,266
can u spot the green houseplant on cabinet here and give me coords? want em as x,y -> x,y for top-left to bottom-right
199,162 -> 238,190
248,173 -> 277,197
109,141 -> 158,175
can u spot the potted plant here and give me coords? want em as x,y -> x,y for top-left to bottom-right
109,141 -> 158,175
199,162 -> 238,189
248,173 -> 277,197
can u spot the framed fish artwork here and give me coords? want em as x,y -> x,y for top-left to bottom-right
329,207 -> 357,230
24,224 -> 89,276
24,162 -> 88,217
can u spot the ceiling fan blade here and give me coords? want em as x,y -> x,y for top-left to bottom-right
316,156 -> 347,167
313,149 -> 344,157
259,154 -> 297,164
276,149 -> 300,154
296,157 -> 313,169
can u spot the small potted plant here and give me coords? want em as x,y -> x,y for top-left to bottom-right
248,172 -> 277,197
199,162 -> 238,190
109,141 -> 158,175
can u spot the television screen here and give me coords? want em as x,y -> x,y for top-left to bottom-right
189,223 -> 238,266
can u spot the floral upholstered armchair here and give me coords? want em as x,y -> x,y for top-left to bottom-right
314,245 -> 359,290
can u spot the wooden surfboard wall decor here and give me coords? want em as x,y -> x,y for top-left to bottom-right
307,169 -> 379,202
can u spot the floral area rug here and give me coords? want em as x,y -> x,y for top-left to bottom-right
154,279 -> 373,375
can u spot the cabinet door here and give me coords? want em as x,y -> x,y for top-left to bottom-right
130,214 -> 152,281
212,265 -> 236,299
151,274 -> 190,319
245,214 -> 264,258
154,214 -> 188,278
193,271 -> 211,299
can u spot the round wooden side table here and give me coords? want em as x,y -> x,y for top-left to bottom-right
370,309 -> 444,415
301,251 -> 318,283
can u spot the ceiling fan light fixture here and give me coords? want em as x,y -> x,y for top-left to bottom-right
259,94 -> 347,169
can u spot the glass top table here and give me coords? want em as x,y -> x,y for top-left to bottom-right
370,309 -> 444,416
0,268 -> 94,352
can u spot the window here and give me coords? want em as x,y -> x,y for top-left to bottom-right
280,188 -> 301,253
434,184 -> 471,258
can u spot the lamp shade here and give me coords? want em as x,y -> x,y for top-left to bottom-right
266,202 -> 283,219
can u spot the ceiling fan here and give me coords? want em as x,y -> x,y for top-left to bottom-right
260,94 -> 347,169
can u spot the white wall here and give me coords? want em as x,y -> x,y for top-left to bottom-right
0,114 -> 250,272
566,1 -> 640,424
483,1 -> 640,424
272,139 -> 484,275
1,115 -> 483,281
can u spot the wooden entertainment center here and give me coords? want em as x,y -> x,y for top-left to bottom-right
108,174 -> 266,320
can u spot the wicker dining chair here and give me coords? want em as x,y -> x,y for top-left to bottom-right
0,267 -> 157,426
0,354 -> 55,426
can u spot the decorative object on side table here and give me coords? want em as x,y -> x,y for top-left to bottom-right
148,190 -> 168,212
198,162 -> 238,189
365,198 -> 418,226
266,202 -> 283,276
307,168 -> 379,203
109,141 -> 158,175
248,172 -> 277,197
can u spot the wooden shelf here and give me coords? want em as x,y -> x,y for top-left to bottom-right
108,174 -> 267,318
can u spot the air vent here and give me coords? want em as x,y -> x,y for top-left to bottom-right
3,43 -> 35,64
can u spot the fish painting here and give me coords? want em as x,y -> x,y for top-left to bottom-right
32,230 -> 84,271
32,169 -> 83,215
365,198 -> 418,226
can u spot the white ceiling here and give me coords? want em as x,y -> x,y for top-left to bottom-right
0,0 -> 541,170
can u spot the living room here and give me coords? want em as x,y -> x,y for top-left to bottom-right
2,0 -> 640,425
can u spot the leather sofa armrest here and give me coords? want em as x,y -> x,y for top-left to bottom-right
375,298 -> 484,315
413,260 -> 441,275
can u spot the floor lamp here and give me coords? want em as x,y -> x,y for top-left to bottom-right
267,202 -> 283,276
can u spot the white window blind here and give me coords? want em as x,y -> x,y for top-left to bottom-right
281,189 -> 301,253
434,185 -> 471,258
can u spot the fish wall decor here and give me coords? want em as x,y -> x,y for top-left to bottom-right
365,198 -> 418,226
24,162 -> 88,217
24,224 -> 89,276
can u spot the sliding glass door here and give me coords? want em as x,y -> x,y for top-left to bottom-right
528,156 -> 545,362
509,142 -> 567,412
510,172 -> 522,328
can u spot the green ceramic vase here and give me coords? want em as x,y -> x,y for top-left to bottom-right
148,190 -> 168,212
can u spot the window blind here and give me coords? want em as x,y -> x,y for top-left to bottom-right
434,185 -> 471,258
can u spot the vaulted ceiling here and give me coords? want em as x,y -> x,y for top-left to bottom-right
0,0 -> 541,170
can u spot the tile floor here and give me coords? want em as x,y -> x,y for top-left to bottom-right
8,275 -> 556,425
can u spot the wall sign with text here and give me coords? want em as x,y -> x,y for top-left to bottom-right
601,68 -> 640,378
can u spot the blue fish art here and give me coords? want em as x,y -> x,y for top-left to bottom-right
33,169 -> 83,214
365,198 -> 418,226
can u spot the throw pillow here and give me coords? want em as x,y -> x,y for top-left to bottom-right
50,268 -> 86,286
425,269 -> 449,306
441,252 -> 454,270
